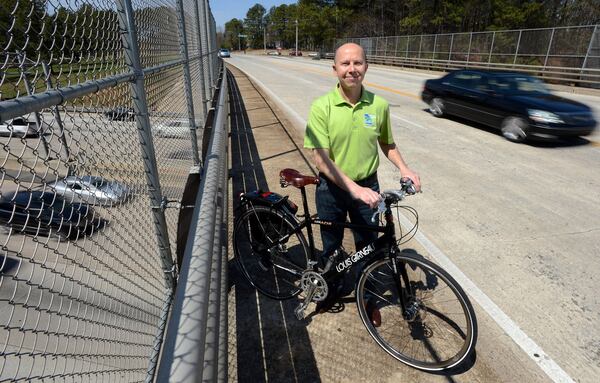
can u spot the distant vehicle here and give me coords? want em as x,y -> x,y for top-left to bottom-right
48,176 -> 132,206
267,51 -> 281,56
218,48 -> 230,58
289,50 -> 303,56
104,107 -> 135,121
421,69 -> 597,142
155,118 -> 193,138
0,191 -> 108,240
0,117 -> 49,138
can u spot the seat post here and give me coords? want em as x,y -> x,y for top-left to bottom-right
300,186 -> 316,259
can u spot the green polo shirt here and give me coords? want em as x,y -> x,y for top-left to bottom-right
304,85 -> 394,181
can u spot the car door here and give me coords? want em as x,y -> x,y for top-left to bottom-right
444,72 -> 490,124
443,71 -> 476,118
460,74 -> 501,127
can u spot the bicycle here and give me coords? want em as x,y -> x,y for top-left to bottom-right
233,168 -> 477,371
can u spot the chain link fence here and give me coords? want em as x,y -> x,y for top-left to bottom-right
336,25 -> 600,87
0,0 -> 220,381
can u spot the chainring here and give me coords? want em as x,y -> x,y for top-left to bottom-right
299,271 -> 328,302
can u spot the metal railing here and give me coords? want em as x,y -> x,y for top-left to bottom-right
0,0 -> 222,381
336,25 -> 600,86
156,67 -> 229,383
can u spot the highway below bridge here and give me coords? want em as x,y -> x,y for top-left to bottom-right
225,54 -> 600,383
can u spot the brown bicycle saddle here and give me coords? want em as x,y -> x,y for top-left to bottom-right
279,168 -> 320,188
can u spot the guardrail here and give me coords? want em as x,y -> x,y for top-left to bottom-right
156,67 -> 229,383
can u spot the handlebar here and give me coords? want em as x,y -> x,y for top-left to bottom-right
370,178 -> 418,222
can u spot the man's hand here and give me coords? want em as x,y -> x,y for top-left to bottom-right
351,185 -> 382,209
401,168 -> 421,192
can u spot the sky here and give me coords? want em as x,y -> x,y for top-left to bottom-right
210,1 -> 297,30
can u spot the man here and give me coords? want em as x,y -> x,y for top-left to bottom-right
304,43 -> 421,319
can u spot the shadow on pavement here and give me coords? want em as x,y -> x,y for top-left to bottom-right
228,69 -> 321,382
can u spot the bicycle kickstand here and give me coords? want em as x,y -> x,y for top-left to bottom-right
294,278 -> 319,320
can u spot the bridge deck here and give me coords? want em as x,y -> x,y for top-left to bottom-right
225,64 -> 507,383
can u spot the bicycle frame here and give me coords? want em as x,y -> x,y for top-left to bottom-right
267,185 -> 415,315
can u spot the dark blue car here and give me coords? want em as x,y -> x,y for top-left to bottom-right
421,69 -> 597,142
0,191 -> 108,240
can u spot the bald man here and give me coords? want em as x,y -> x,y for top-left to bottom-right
304,43 -> 421,316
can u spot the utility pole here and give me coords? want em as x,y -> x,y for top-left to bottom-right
295,19 -> 298,55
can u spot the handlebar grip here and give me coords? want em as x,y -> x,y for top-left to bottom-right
400,177 -> 417,195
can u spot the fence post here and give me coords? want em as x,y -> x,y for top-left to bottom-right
543,28 -> 556,68
384,36 -> 387,57
18,53 -> 50,159
418,34 -> 423,59
175,0 -> 201,166
467,32 -> 473,64
114,1 -> 176,381
203,0 -> 214,89
449,33 -> 454,62
42,62 -> 74,176
582,25 -> 598,70
513,29 -> 522,65
192,0 -> 208,118
488,31 -> 496,65
433,34 -> 437,61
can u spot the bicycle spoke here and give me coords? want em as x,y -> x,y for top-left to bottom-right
357,255 -> 476,370
235,206 -> 309,300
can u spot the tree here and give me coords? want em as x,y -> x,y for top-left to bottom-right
225,18 -> 244,50
244,4 -> 266,49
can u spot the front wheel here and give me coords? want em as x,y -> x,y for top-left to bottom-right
429,97 -> 446,117
233,205 -> 309,300
501,116 -> 528,142
356,253 -> 477,371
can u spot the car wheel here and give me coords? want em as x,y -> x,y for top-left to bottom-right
429,98 -> 445,117
501,117 -> 528,143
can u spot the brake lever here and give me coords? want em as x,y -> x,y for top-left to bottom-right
371,199 -> 386,223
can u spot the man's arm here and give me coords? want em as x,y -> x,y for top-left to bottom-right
312,148 -> 382,208
379,142 -> 421,191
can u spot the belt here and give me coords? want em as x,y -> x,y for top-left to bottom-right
318,172 -> 378,186
355,172 -> 378,186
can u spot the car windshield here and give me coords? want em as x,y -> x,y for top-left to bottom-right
490,75 -> 551,95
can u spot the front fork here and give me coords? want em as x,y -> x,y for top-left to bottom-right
389,249 -> 419,321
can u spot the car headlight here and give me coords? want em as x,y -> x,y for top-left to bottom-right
527,109 -> 563,124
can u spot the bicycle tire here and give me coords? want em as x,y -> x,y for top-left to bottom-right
356,253 -> 477,371
233,205 -> 309,300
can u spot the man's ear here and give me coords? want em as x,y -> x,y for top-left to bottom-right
332,64 -> 336,72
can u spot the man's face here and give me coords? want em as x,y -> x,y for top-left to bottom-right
333,44 -> 367,91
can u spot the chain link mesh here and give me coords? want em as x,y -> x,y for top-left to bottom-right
1,0 -> 218,381
338,25 -> 599,70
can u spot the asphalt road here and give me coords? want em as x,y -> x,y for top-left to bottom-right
225,54 -> 600,383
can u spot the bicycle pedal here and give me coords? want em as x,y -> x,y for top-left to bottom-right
294,304 -> 306,320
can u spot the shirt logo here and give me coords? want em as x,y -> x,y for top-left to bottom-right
363,113 -> 376,128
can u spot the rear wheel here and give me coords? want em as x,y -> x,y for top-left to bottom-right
429,97 -> 446,117
234,205 -> 309,300
501,116 -> 528,142
356,253 -> 477,371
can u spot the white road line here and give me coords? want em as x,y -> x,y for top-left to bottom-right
233,62 -> 576,382
394,214 -> 574,383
